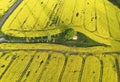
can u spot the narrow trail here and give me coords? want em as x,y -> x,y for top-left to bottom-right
0,0 -> 23,27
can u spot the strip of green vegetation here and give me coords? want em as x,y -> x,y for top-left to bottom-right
115,0 -> 120,5
0,15 -> 2,21
109,0 -> 120,8
1,28 -> 107,47
0,14 -> 4,21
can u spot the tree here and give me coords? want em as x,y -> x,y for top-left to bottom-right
47,34 -> 52,42
116,0 -> 120,4
65,28 -> 77,40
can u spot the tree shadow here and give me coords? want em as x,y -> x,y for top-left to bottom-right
108,0 -> 120,8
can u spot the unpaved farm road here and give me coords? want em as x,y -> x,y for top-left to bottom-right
0,0 -> 22,27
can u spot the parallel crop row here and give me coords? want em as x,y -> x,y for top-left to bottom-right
0,50 -> 119,82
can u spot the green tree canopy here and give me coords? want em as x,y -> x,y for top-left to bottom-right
65,28 -> 77,40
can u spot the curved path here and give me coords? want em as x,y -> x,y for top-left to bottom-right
0,0 -> 23,27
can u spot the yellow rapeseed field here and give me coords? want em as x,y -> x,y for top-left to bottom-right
1,0 -> 120,47
0,0 -> 120,82
0,0 -> 16,18
0,49 -> 119,82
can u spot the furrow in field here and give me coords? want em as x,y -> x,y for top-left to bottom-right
0,52 -> 16,79
104,0 -> 120,40
20,52 -> 49,82
61,55 -> 83,82
0,0 -> 17,20
71,0 -> 85,27
29,0 -> 49,31
95,0 -> 110,38
102,55 -> 118,82
116,10 -> 120,27
84,0 -> 96,32
81,56 -> 101,82
116,55 -> 120,82
59,0 -> 76,25
1,0 -> 29,37
0,51 -> 35,82
0,52 -> 12,75
43,0 -> 63,28
38,52 -> 65,82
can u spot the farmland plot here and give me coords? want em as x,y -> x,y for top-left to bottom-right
0,48 -> 119,82
0,0 -> 120,46
0,0 -> 120,82
0,0 -> 17,20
